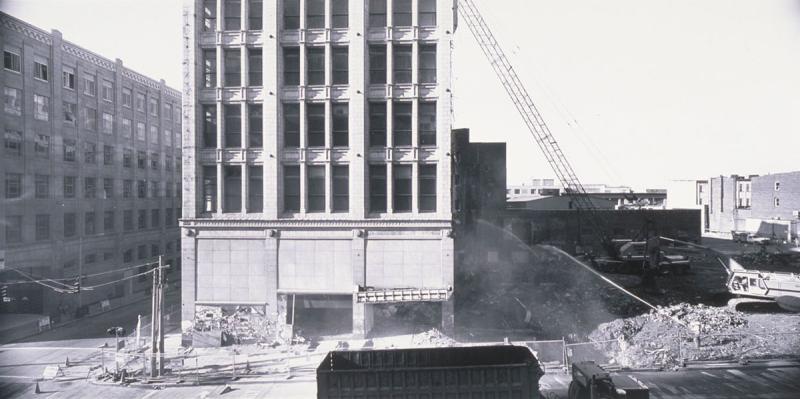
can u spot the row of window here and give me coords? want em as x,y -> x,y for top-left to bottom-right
200,101 -> 436,149
201,44 -> 435,88
123,241 -> 181,265
3,49 -> 177,119
202,0 -> 436,32
4,87 -> 179,144
199,163 -> 437,214
4,208 -> 180,245
3,173 -> 180,200
4,129 -> 180,169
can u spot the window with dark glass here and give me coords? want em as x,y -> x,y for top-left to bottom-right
84,177 -> 97,198
393,0 -> 412,27
104,211 -> 114,232
202,166 -> 217,212
123,210 -> 133,231
393,102 -> 412,146
249,48 -> 262,86
419,0 -> 437,26
369,102 -> 387,147
64,176 -> 76,198
85,212 -> 96,235
4,130 -> 22,156
5,173 -> 22,199
224,104 -> 241,147
369,0 -> 387,27
332,103 -> 349,147
64,213 -> 76,238
419,102 -> 437,145
34,56 -> 49,81
137,210 -> 147,230
103,178 -> 114,199
307,103 -> 325,147
35,174 -> 49,198
63,139 -> 76,162
84,142 -> 97,164
332,47 -> 348,85
203,0 -> 217,31
393,45 -> 412,83
6,215 -> 22,244
123,180 -> 132,198
284,103 -> 300,148
103,145 -> 114,165
224,49 -> 241,86
4,49 -> 21,73
306,47 -> 325,85
369,45 -> 386,84
249,0 -> 262,29
332,0 -> 348,28
419,164 -> 437,212
151,209 -> 160,228
137,151 -> 146,169
203,105 -> 217,148
369,165 -> 387,212
306,0 -> 325,29
248,104 -> 263,147
36,214 -> 50,241
332,165 -> 349,212
35,135 -> 50,158
283,0 -> 300,29
283,165 -> 300,211
393,165 -> 412,212
419,44 -> 437,83
283,47 -> 300,85
137,179 -> 147,198
307,166 -> 325,212
248,166 -> 263,212
224,0 -> 241,30
223,165 -> 242,212
203,49 -> 217,88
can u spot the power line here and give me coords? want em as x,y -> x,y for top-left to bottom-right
0,260 -> 158,285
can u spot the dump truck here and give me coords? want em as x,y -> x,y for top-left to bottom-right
569,361 -> 649,399
317,345 -> 544,398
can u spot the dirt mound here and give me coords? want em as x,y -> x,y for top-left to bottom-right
413,328 -> 456,347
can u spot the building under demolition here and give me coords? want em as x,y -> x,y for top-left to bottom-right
181,0 -> 457,340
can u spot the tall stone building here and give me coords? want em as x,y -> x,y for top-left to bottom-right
181,0 -> 457,338
1,12 -> 182,323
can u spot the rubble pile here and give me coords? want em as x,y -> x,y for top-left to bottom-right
194,306 -> 282,346
588,303 -> 800,369
412,328 -> 456,347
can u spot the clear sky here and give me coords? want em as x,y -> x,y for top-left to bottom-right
3,0 -> 799,190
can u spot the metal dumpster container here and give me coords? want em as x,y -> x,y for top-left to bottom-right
317,345 -> 544,398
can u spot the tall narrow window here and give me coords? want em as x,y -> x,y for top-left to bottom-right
393,102 -> 412,146
84,74 -> 96,96
332,103 -> 349,147
6,216 -> 22,243
369,45 -> 386,84
34,135 -> 50,158
83,107 -> 97,130
224,166 -> 242,212
393,165 -> 412,212
225,0 -> 241,30
248,104 -> 263,148
284,165 -> 300,211
419,44 -> 437,83
203,0 -> 217,31
419,0 -> 437,26
203,105 -> 217,148
85,212 -> 96,235
36,214 -> 50,241
332,0 -> 349,28
33,94 -> 49,121
63,66 -> 75,89
393,45 -> 412,83
203,49 -> 217,88
283,47 -> 300,85
419,164 -> 437,212
224,104 -> 241,147
283,103 -> 300,148
103,145 -> 114,165
248,165 -> 263,212
122,118 -> 132,138
103,178 -> 114,198
34,56 -> 49,81
419,102 -> 437,146
63,102 -> 77,125
136,122 -> 146,141
63,139 -> 76,162
307,166 -> 325,212
102,113 -> 114,134
369,165 -> 387,212
64,176 -> 76,198
306,47 -> 325,86
4,87 -> 22,116
332,165 -> 349,212
332,47 -> 349,85
393,0 -> 412,27
202,166 -> 217,212
35,175 -> 49,199
102,80 -> 114,102
369,102 -> 387,147
369,0 -> 387,28
284,0 -> 300,29
64,213 -> 76,238
249,48 -> 262,86
5,173 -> 22,198
224,49 -> 241,86
123,211 -> 133,231
104,211 -> 115,232
249,0 -> 263,29
307,103 -> 325,147
84,177 -> 97,198
306,0 -> 325,29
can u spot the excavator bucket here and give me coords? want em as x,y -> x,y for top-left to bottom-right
776,296 -> 800,313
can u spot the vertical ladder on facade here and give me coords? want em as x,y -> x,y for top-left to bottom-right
458,0 -> 612,251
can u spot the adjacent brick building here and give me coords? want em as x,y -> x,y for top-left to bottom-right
181,0 -> 457,339
1,12 -> 182,322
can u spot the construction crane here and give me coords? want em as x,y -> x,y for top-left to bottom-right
457,0 -> 614,254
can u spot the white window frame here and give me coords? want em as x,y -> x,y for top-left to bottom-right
3,48 -> 22,73
62,66 -> 75,90
33,55 -> 49,82
102,79 -> 114,102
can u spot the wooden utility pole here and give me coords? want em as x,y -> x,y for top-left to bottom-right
149,259 -> 159,377
157,255 -> 165,376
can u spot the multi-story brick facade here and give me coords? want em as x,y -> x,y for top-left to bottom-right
181,0 -> 456,339
1,12 -> 182,322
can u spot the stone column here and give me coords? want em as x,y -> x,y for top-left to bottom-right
352,295 -> 374,339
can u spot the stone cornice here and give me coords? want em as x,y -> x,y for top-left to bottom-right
180,218 -> 452,229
